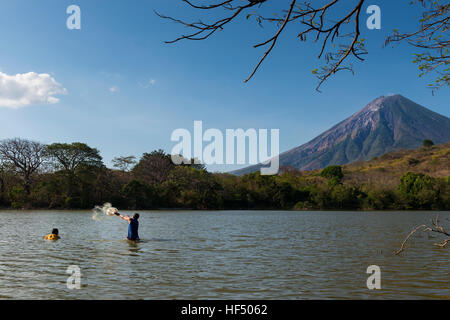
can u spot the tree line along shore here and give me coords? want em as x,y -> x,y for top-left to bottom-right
0,138 -> 448,211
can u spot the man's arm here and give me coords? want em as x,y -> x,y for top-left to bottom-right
115,212 -> 131,222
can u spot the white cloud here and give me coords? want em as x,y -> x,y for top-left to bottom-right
0,71 -> 67,109
138,79 -> 156,88
109,86 -> 120,93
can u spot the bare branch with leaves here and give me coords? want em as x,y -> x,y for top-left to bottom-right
156,0 -> 367,91
386,0 -> 449,93
157,0 -> 449,92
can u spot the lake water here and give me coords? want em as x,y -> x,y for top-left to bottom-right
0,210 -> 448,300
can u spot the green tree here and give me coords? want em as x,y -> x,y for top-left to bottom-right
330,185 -> 363,209
0,162 -> 9,205
241,172 -> 279,208
122,180 -> 154,209
364,188 -> 396,210
132,150 -> 175,184
398,172 -> 440,209
9,185 -> 28,209
44,143 -> 104,207
320,165 -> 344,186
274,181 -> 308,209
112,156 -> 137,172
320,165 -> 344,179
422,139 -> 434,148
45,142 -> 104,173
165,166 -> 222,209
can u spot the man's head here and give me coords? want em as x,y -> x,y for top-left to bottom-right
52,228 -> 59,235
133,213 -> 140,220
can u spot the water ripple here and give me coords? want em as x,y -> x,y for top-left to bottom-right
0,210 -> 448,299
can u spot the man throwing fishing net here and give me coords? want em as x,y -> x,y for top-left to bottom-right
115,212 -> 140,241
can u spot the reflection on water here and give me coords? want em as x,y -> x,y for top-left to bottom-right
0,210 -> 448,299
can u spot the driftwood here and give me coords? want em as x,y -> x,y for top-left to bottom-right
395,215 -> 450,255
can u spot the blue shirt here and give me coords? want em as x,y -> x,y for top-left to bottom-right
127,218 -> 139,241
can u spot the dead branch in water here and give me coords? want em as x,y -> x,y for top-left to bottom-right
395,214 -> 450,255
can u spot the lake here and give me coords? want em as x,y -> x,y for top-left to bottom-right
0,210 -> 448,299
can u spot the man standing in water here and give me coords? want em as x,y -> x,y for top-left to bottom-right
115,212 -> 140,241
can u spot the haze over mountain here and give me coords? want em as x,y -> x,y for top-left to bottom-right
232,94 -> 450,175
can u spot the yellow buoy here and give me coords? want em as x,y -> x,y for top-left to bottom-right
44,234 -> 60,241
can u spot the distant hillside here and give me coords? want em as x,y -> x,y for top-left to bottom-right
228,143 -> 450,211
232,94 -> 450,175
341,142 -> 450,188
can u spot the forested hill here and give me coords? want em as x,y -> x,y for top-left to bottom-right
0,139 -> 448,211
342,142 -> 449,187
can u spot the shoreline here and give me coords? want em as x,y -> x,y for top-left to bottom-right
0,208 -> 448,212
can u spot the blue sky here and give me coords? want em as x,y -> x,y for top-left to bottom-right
0,0 -> 448,172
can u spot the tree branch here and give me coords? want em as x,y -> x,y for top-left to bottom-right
395,214 -> 450,255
